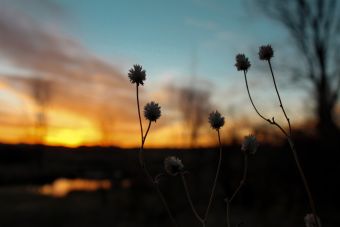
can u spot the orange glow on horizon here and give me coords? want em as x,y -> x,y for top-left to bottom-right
0,89 -> 302,148
0,107 -> 292,148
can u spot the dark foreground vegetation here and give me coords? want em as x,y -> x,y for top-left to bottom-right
0,135 -> 339,227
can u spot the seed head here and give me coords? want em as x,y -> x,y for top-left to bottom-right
241,135 -> 258,154
144,101 -> 161,122
128,64 -> 146,86
235,54 -> 251,71
208,111 -> 225,130
164,156 -> 184,176
304,214 -> 321,227
258,45 -> 274,61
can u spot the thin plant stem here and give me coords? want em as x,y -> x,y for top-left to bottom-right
180,173 -> 205,226
136,85 -> 178,227
136,86 -> 143,155
203,129 -> 223,222
229,155 -> 248,202
267,62 -> 319,227
225,154 -> 248,227
142,121 -> 151,145
179,129 -> 224,226
226,200 -> 231,227
243,71 -> 271,123
267,60 -> 292,135
136,85 -> 145,167
243,70 -> 319,227
244,70 -> 288,138
287,138 -> 319,227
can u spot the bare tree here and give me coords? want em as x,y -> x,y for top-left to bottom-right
31,77 -> 52,143
177,86 -> 212,147
256,0 -> 340,137
29,77 -> 52,170
97,110 -> 114,146
174,51 -> 213,147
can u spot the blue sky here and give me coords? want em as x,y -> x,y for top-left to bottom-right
0,0 -> 313,146
53,0 -> 286,81
52,0 -> 299,108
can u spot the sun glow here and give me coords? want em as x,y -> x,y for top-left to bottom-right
45,128 -> 100,147
43,109 -> 103,147
0,86 -> 261,148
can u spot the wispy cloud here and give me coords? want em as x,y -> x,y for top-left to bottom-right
0,2 -> 138,146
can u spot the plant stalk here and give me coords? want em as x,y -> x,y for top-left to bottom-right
180,173 -> 205,226
243,69 -> 319,227
136,85 -> 178,227
225,154 -> 248,227
203,129 -> 223,223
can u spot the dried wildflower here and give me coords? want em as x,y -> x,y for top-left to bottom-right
241,135 -> 258,154
235,54 -> 251,71
208,111 -> 225,130
164,156 -> 184,176
144,101 -> 161,122
304,213 -> 321,227
259,45 -> 274,61
128,64 -> 146,86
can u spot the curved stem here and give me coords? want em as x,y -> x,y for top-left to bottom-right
140,158 -> 178,226
226,200 -> 231,227
272,117 -> 291,137
244,71 -> 289,136
154,184 -> 179,225
136,86 -> 144,147
180,173 -> 205,225
242,69 -> 319,227
138,121 -> 151,169
243,71 -> 271,123
139,121 -> 152,179
267,60 -> 292,135
142,121 -> 151,145
203,129 -> 223,222
225,154 -> 248,227
136,86 -> 178,227
287,138 -> 319,227
136,85 -> 145,168
229,155 -> 248,203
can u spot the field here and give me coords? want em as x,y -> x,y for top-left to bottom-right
0,137 -> 339,227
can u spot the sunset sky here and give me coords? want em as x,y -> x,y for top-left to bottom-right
0,0 -> 316,147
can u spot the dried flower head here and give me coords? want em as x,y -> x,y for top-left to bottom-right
304,213 -> 321,227
259,45 -> 274,60
164,156 -> 184,176
128,64 -> 146,86
144,101 -> 161,122
208,111 -> 225,130
241,135 -> 258,154
235,54 -> 251,71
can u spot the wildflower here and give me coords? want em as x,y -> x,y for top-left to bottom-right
304,213 -> 321,227
144,101 -> 161,122
128,64 -> 146,86
208,111 -> 225,130
258,45 -> 274,61
241,135 -> 258,154
235,54 -> 251,71
164,156 -> 184,176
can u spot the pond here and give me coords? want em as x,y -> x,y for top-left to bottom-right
38,178 -> 111,197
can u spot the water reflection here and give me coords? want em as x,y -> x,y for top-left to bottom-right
39,178 -> 111,197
